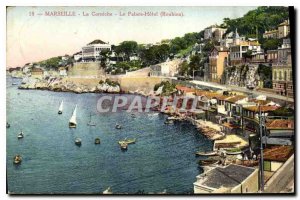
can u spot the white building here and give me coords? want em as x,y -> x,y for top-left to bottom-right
82,40 -> 111,62
59,67 -> 67,77
150,59 -> 181,77
73,51 -> 82,62
204,25 -> 227,41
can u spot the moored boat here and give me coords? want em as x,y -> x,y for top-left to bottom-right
75,138 -> 82,146
225,150 -> 243,155
195,151 -> 218,156
115,124 -> 122,129
119,142 -> 128,150
118,138 -> 136,145
6,122 -> 10,128
69,105 -> 77,128
13,155 -> 22,164
198,159 -> 220,166
58,100 -> 63,114
131,113 -> 136,118
17,130 -> 24,139
95,138 -> 101,144
164,119 -> 174,125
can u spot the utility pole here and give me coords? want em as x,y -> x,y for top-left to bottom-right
259,104 -> 264,192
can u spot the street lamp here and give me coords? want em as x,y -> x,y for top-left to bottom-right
259,104 -> 264,192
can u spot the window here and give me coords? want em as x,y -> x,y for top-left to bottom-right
279,71 -> 282,80
290,71 -> 293,81
284,71 -> 287,81
274,71 -> 277,80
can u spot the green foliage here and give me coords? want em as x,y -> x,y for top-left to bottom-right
139,44 -> 170,66
116,41 -> 138,59
170,32 -> 201,54
273,107 -> 294,117
261,38 -> 281,51
154,81 -> 176,95
258,64 -> 272,88
222,6 -> 289,40
244,50 -> 253,58
178,61 -> 189,76
104,78 -> 120,87
38,56 -> 62,69
108,61 -> 142,75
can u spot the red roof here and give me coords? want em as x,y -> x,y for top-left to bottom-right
175,85 -> 195,93
263,146 -> 293,162
266,119 -> 294,129
243,105 -> 279,112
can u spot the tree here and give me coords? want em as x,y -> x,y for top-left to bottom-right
117,41 -> 138,60
261,38 -> 281,51
178,61 -> 189,76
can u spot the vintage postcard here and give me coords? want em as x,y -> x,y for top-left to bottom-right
6,6 -> 295,195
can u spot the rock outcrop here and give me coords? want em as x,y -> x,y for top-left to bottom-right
19,77 -> 120,94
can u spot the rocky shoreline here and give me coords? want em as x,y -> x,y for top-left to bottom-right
18,77 -> 121,94
16,76 -> 153,96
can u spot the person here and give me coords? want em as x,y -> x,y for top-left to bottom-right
253,154 -> 257,160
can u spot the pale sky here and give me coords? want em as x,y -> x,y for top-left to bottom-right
6,6 -> 257,67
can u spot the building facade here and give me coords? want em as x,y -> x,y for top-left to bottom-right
209,46 -> 229,83
278,20 -> 290,39
82,40 -> 111,62
272,39 -> 293,97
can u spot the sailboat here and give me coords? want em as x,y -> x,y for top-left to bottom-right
17,130 -> 24,139
58,100 -> 63,114
69,105 -> 77,128
87,112 -> 96,126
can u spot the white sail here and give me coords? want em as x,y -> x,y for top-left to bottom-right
58,100 -> 63,113
69,105 -> 77,126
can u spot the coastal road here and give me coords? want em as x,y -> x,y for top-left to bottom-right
190,80 -> 294,103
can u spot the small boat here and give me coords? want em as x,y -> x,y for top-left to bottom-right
115,124 -> 122,129
69,105 -> 77,128
95,138 -> 101,144
17,131 -> 24,139
6,122 -> 10,128
225,150 -> 243,155
119,142 -> 128,150
75,138 -> 82,146
131,113 -> 136,118
195,151 -> 218,156
87,112 -> 96,126
12,82 -> 18,85
58,100 -> 63,114
118,138 -> 136,145
13,155 -> 22,164
103,187 -> 113,194
164,119 -> 174,124
198,159 -> 220,166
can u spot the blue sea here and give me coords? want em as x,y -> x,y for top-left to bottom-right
6,76 -> 213,194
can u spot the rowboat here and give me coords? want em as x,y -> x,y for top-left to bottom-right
95,138 -> 101,144
198,159 -> 220,166
75,138 -> 82,146
118,138 -> 136,145
195,151 -> 218,156
119,142 -> 128,150
13,155 -> 22,164
115,124 -> 122,129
